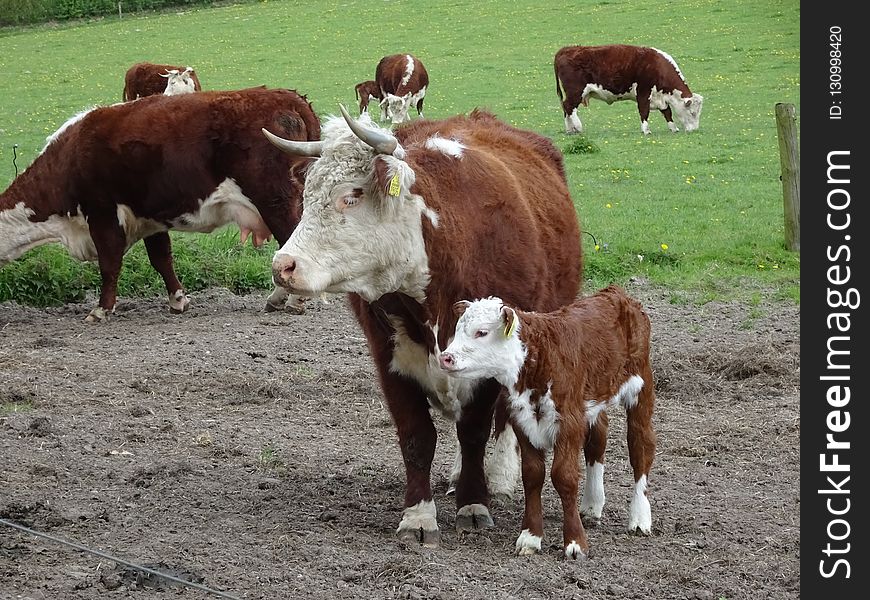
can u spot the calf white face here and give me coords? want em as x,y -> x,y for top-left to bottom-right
162,69 -> 196,96
673,93 -> 704,132
270,113 -> 437,302
385,92 -> 413,124
439,297 -> 526,384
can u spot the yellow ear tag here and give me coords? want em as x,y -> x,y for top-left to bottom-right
504,316 -> 517,338
388,173 -> 401,196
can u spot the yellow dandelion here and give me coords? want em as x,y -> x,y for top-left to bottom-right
605,203 -> 612,208
660,243 -> 668,251
594,244 -> 600,252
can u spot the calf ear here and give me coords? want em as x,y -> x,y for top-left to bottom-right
453,300 -> 472,317
501,306 -> 518,338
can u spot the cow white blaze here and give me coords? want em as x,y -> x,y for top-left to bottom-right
272,114 -> 437,302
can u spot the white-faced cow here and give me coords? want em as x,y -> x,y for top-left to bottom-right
555,44 -> 704,135
354,80 -> 384,118
375,54 -> 429,124
0,87 -> 319,321
439,285 -> 656,559
263,106 -> 582,545
123,62 -> 202,101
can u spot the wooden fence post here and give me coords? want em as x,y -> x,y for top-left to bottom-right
775,103 -> 800,252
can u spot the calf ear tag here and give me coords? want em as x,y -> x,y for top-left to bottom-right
388,173 -> 401,196
504,315 -> 517,338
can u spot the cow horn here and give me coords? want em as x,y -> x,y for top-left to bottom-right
261,128 -> 323,157
339,104 -> 401,156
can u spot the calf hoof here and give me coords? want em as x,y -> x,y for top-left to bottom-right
285,302 -> 306,315
85,307 -> 109,323
564,541 -> 588,560
455,504 -> 494,533
264,301 -> 282,313
580,514 -> 601,528
628,523 -> 652,536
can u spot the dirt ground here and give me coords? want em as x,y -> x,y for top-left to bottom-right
0,282 -> 799,600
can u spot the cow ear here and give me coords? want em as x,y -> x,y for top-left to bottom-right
453,300 -> 472,317
501,306 -> 518,338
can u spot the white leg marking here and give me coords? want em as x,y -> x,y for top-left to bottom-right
580,461 -> 605,520
565,541 -> 587,560
628,475 -> 652,535
515,528 -> 542,555
641,120 -> 651,135
397,499 -> 438,533
168,289 -> 190,313
447,445 -> 462,495
565,108 -> 583,133
485,425 -> 519,499
668,121 -> 679,132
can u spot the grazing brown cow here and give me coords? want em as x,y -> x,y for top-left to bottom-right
354,79 -> 384,118
375,54 -> 429,124
123,62 -> 202,101
0,87 -> 319,321
263,106 -> 582,545
555,44 -> 704,134
439,285 -> 656,559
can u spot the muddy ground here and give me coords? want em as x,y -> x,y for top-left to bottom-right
0,282 -> 799,600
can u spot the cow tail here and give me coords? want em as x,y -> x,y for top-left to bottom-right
554,63 -> 563,102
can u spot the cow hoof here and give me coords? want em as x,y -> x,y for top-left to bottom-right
397,526 -> 440,548
455,504 -> 494,533
515,529 -> 542,555
85,307 -> 109,323
564,541 -> 588,561
628,524 -> 652,536
580,514 -> 601,528
285,302 -> 306,315
264,301 -> 282,313
168,291 -> 190,314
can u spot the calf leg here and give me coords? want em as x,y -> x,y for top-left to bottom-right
455,381 -> 500,533
626,368 -> 657,535
560,78 -> 585,134
661,106 -> 679,132
143,232 -> 189,314
86,215 -> 126,322
552,429 -> 588,559
515,430 -> 546,555
580,411 -> 608,525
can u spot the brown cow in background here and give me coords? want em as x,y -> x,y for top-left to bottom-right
123,62 -> 202,101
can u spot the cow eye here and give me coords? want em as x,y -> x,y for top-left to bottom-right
473,330 -> 488,339
338,188 -> 364,210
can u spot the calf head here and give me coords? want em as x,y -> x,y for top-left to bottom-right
264,105 -> 437,302
440,297 -> 526,382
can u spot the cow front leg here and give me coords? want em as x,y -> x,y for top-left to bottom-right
637,90 -> 653,135
86,215 -> 126,322
383,374 -> 440,546
661,106 -> 679,132
143,232 -> 189,314
454,383 -> 499,533
580,412 -> 608,526
515,430 -> 546,555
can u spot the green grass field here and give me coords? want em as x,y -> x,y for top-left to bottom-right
0,0 -> 800,306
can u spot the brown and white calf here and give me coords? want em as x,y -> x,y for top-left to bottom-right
1,87 -> 319,321
354,79 -> 384,118
555,44 -> 704,135
123,62 -> 202,101
375,54 -> 429,124
263,106 -> 582,546
439,285 -> 656,559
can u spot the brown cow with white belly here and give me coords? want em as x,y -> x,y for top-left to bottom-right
439,285 -> 656,559
555,44 -> 704,135
263,106 -> 582,546
0,87 -> 319,320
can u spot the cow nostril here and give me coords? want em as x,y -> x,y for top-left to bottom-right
441,353 -> 455,368
282,259 -> 296,276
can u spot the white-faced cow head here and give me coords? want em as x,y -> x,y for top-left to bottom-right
381,92 -> 413,124
439,297 -> 527,383
161,67 -> 197,96
670,92 -> 704,132
263,105 -> 438,303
